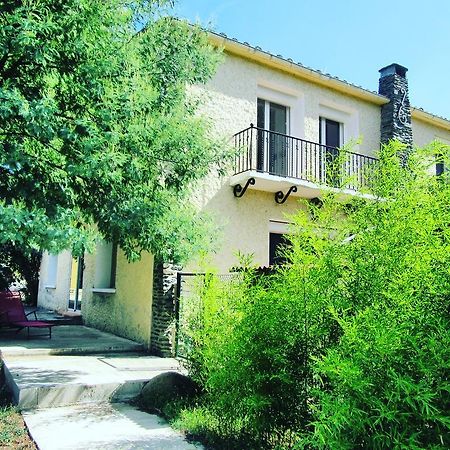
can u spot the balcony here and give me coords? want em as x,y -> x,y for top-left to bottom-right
231,125 -> 377,200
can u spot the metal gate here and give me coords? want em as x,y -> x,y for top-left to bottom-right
174,272 -> 241,358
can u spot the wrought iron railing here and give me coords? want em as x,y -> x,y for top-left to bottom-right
234,125 -> 377,191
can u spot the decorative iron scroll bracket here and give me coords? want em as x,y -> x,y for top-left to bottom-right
233,177 -> 255,198
275,186 -> 297,204
397,87 -> 408,125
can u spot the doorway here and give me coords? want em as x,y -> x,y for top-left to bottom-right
69,255 -> 84,311
320,117 -> 343,185
257,98 -> 289,176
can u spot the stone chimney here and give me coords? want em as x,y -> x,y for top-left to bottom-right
378,63 -> 413,148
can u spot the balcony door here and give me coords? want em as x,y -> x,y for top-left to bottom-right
257,99 -> 289,176
320,117 -> 343,185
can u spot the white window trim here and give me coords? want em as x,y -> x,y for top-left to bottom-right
269,220 -> 291,234
257,84 -> 304,138
319,103 -> 359,148
259,99 -> 291,135
93,240 -> 117,289
91,288 -> 116,296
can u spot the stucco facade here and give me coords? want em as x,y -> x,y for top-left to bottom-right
37,32 -> 450,350
411,112 -> 450,148
187,51 -> 388,270
193,52 -> 382,158
38,251 -> 73,311
81,250 -> 154,346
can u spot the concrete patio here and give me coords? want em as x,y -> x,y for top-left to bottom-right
0,325 -> 201,449
0,324 -> 144,356
0,325 -> 181,409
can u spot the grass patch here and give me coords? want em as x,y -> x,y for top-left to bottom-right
0,367 -> 36,449
160,398 -> 271,450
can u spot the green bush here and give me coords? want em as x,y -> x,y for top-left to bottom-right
179,142 -> 450,449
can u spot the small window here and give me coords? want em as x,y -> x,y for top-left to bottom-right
269,233 -> 292,265
436,161 -> 445,176
94,241 -> 117,289
319,117 -> 343,148
46,254 -> 58,287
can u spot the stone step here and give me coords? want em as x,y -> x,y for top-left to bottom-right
3,353 -> 181,410
23,402 -> 203,450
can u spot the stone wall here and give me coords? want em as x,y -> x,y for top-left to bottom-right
378,63 -> 413,148
150,262 -> 181,357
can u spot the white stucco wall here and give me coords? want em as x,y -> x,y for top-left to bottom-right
412,117 -> 450,148
192,53 -> 382,157
37,251 -> 72,311
188,186 -> 307,272
82,250 -> 154,347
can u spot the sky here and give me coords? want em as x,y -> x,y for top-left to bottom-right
174,0 -> 450,120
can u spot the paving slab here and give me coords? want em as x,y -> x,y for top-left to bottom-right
0,325 -> 144,356
3,353 -> 182,409
23,403 -> 204,450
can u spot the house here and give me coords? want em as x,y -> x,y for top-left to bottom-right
37,30 -> 450,355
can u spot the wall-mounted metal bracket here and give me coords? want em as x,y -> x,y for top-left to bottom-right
233,177 -> 255,198
275,186 -> 297,204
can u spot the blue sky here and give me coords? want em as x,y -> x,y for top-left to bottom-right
174,0 -> 450,119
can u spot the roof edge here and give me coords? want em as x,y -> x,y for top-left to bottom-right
411,108 -> 450,131
208,31 -> 389,106
207,30 -> 450,129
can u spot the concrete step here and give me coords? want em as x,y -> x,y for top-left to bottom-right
23,402 -> 203,449
3,353 -> 181,410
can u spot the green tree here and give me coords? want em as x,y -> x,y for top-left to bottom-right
0,0 -> 223,274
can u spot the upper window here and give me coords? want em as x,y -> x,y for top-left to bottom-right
257,98 -> 290,135
319,117 -> 344,148
269,233 -> 292,266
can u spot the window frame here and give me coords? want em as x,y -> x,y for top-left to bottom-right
93,240 -> 118,291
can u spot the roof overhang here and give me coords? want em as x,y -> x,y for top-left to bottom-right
411,108 -> 450,132
208,31 -> 450,131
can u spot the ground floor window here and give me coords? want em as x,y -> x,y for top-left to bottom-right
94,241 -> 118,289
269,233 -> 292,265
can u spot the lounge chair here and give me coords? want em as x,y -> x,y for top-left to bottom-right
0,291 -> 54,339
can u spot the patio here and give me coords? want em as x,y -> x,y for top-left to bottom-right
0,325 -> 181,409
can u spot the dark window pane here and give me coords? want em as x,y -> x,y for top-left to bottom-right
269,233 -> 292,265
325,119 -> 340,148
436,162 -> 445,176
269,102 -> 288,175
257,98 -> 265,129
269,102 -> 287,134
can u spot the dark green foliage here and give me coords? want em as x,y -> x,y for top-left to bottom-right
178,142 -> 450,449
0,0 -> 223,262
0,243 -> 41,304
